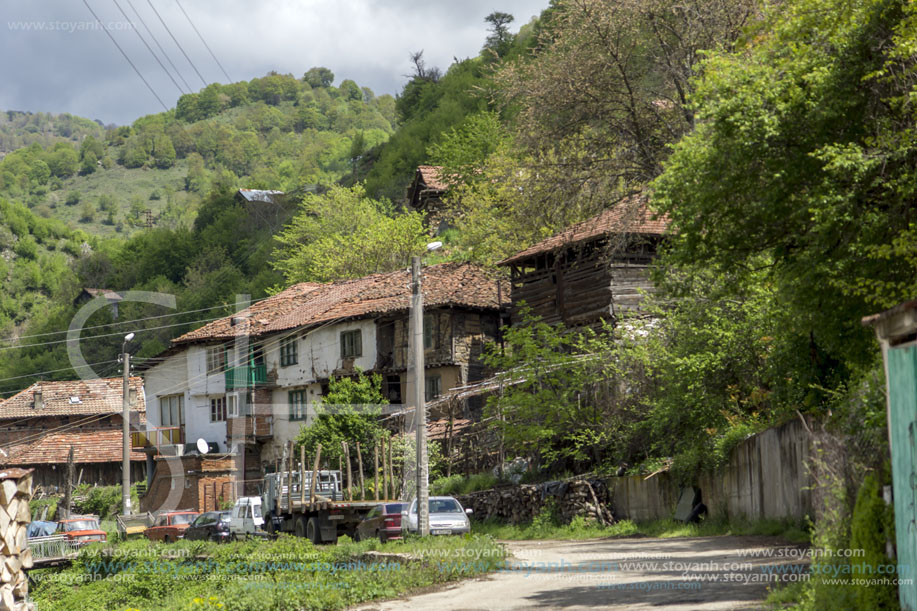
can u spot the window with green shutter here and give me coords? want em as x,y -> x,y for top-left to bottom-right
289,390 -> 307,421
340,329 -> 362,358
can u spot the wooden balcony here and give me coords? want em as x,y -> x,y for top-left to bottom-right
226,415 -> 273,441
132,426 -> 185,452
225,364 -> 268,390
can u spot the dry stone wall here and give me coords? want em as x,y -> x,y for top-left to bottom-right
0,468 -> 34,611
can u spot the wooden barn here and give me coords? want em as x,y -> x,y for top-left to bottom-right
498,197 -> 669,327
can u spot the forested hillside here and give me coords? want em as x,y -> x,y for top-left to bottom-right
0,70 -> 395,236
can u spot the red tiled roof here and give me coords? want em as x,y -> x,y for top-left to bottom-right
173,262 -> 509,344
417,165 -> 448,191
498,197 -> 669,266
1,429 -> 146,465
0,378 -> 146,419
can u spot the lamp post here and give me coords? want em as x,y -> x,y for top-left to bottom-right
122,332 -> 134,515
412,241 -> 441,537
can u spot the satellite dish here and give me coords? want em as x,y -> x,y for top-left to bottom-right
196,438 -> 209,454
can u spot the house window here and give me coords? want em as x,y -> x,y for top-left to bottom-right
425,375 -> 442,402
227,394 -> 241,418
206,346 -> 226,374
423,314 -> 436,349
210,397 -> 227,422
289,390 -> 307,421
340,329 -> 362,359
280,336 -> 298,367
159,395 -> 183,427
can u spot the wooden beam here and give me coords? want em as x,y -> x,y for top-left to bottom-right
309,444 -> 322,505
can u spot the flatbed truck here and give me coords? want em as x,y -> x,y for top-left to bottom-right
262,469 -> 392,544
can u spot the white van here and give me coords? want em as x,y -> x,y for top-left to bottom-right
230,496 -> 265,537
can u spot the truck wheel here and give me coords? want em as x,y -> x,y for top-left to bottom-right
294,516 -> 306,538
306,517 -> 320,544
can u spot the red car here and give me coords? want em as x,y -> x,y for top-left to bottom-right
143,511 -> 199,543
355,502 -> 404,543
56,516 -> 107,546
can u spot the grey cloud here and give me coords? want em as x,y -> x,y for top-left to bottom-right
0,0 -> 546,125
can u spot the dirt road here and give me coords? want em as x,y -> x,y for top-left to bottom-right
354,536 -> 809,610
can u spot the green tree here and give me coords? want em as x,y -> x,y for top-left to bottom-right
295,370 -> 388,469
273,184 -> 427,283
483,11 -> 515,58
304,67 -> 335,88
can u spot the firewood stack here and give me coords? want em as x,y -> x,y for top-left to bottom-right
0,469 -> 35,611
458,479 -> 615,525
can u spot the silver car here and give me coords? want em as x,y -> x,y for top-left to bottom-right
403,496 -> 473,535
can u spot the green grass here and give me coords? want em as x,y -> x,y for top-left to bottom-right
431,473 -> 500,496
765,580 -> 808,609
40,160 -> 194,237
29,533 -> 506,611
473,515 -> 811,544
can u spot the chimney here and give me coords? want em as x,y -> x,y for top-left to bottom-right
33,386 -> 43,410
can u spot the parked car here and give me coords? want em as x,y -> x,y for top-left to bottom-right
56,515 -> 106,545
183,511 -> 232,542
402,497 -> 472,536
143,511 -> 199,543
230,496 -> 265,537
355,502 -> 405,543
26,521 -> 57,538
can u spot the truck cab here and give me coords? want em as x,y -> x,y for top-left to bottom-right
230,496 -> 264,536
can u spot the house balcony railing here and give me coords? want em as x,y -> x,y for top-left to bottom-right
131,426 -> 185,451
224,364 -> 267,390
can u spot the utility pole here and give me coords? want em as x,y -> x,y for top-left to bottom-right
411,256 -> 429,536
122,333 -> 134,515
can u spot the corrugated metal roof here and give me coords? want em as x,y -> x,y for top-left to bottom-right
237,188 -> 285,203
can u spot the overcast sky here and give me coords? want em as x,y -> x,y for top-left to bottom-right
0,0 -> 547,125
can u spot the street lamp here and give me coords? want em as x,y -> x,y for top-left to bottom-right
412,241 -> 442,537
122,332 -> 135,515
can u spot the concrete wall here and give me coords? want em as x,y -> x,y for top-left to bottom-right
609,418 -> 812,522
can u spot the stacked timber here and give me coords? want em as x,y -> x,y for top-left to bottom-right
0,468 -> 35,611
457,479 -> 614,526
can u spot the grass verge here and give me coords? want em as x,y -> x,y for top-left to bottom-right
472,515 -> 810,544
29,534 -> 505,611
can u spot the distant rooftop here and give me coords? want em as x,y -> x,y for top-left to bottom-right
236,188 -> 285,203
0,377 -> 145,419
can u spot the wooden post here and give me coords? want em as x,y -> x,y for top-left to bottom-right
342,441 -> 353,502
286,441 -> 294,512
387,436 -> 394,500
382,437 -> 389,500
373,440 -> 380,501
300,445 -> 306,505
356,442 -> 365,501
309,444 -> 322,504
64,445 -> 74,519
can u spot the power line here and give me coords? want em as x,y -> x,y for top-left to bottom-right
174,0 -> 232,83
81,0 -> 169,111
145,0 -> 208,88
0,299 -> 260,344
126,0 -> 192,93
111,0 -> 186,96
0,360 -> 120,387
0,312 -> 230,352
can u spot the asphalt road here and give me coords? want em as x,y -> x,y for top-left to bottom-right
353,535 -> 810,611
